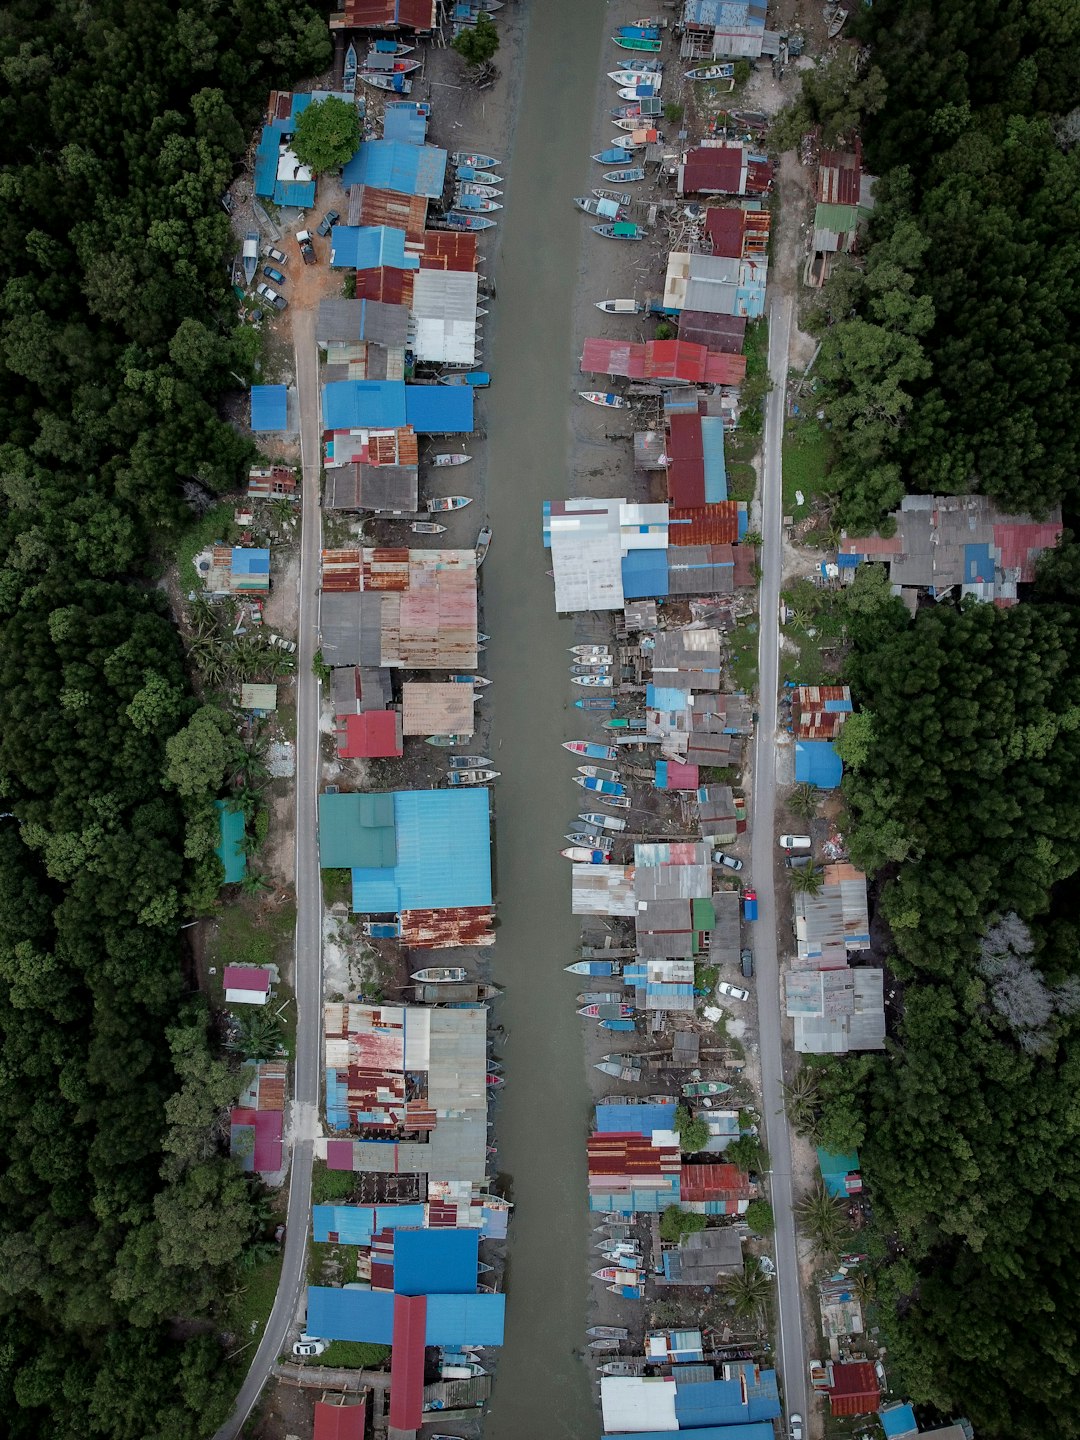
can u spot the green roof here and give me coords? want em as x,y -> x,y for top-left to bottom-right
215,800 -> 248,885
319,791 -> 397,870
814,202 -> 865,232
692,897 -> 716,931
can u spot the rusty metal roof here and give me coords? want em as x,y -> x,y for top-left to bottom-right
399,907 -> 496,948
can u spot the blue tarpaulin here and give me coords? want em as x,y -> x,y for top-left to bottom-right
393,1229 -> 478,1296
342,139 -> 447,197
404,384 -> 474,434
794,739 -> 843,790
251,385 -> 288,431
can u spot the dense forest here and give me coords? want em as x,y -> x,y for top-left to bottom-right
0,2 -> 329,1435
798,0 -> 1080,530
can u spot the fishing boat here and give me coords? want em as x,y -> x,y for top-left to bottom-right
591,147 -> 633,165
427,495 -> 472,513
575,696 -> 617,710
453,193 -> 503,213
369,38 -> 415,56
362,72 -> 412,93
607,59 -> 662,75
598,1241 -> 643,1258
563,741 -> 618,760
612,35 -> 663,52
588,1338 -> 622,1353
613,116 -> 657,131
411,967 -> 468,983
595,1058 -> 643,1081
447,768 -> 500,786
425,734 -> 472,747
343,42 -> 358,93
628,14 -> 664,25
577,992 -> 623,1006
603,717 -> 647,731
568,645 -> 612,658
579,812 -> 628,831
572,674 -> 614,688
618,23 -> 661,37
440,1359 -> 487,1378
430,452 -> 472,467
593,222 -> 646,241
411,521 -> 447,534
601,1358 -> 646,1375
451,674 -> 491,687
681,1079 -> 735,1097
562,847 -> 611,864
443,210 -> 497,231
485,1073 -> 505,1089
603,166 -> 647,183
685,63 -> 735,80
595,298 -> 643,316
450,151 -> 500,170
439,369 -> 490,386
587,1325 -> 630,1340
565,960 -> 619,977
609,69 -> 659,85
448,755 -> 491,768
575,196 -> 630,221
593,187 -> 634,206
579,390 -> 630,408
570,662 -> 612,675
608,1283 -> 645,1298
592,1265 -> 643,1283
602,1019 -> 637,1032
242,232 -> 259,284
579,1003 -> 635,1020
456,181 -> 503,198
455,166 -> 503,184
574,780 -> 629,804
577,766 -> 621,783
475,525 -> 492,565
617,86 -> 660,102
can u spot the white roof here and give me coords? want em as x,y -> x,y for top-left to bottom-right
600,1376 -> 678,1433
552,531 -> 624,612
276,147 -> 312,183
409,270 -> 479,364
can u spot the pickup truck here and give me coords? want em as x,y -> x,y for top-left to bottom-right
296,230 -> 316,265
255,282 -> 287,311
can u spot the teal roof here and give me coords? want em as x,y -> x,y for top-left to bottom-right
352,789 -> 492,914
319,792 -> 397,870
215,801 -> 247,885
817,1146 -> 861,1198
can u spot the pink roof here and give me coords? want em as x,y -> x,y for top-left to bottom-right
994,520 -> 1062,581
337,710 -> 403,759
704,351 -> 747,385
313,1401 -> 366,1440
706,207 -> 744,257
326,1139 -> 355,1170
253,1111 -> 283,1172
223,966 -> 271,995
660,761 -> 700,789
389,1294 -> 427,1431
681,146 -> 744,195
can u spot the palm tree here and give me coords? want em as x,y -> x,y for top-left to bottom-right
795,1181 -> 847,1258
239,870 -> 272,898
724,1260 -> 772,1320
851,1270 -> 876,1309
789,864 -> 824,896
229,1009 -> 286,1060
187,595 -> 220,638
788,782 -> 820,821
238,1240 -> 280,1270
783,1070 -> 821,1139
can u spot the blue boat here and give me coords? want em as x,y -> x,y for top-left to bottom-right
565,960 -> 618,976
575,697 -> 616,710
592,147 -> 634,165
440,370 -> 491,387
600,1019 -> 637,1032
617,25 -> 660,38
574,776 -> 627,797
343,42 -> 357,94
456,166 -> 504,183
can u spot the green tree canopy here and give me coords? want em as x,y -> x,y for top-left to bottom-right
290,95 -> 361,173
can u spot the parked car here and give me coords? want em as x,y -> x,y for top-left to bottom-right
713,850 -> 743,872
316,208 -> 340,236
740,948 -> 754,978
263,265 -> 285,284
742,888 -> 758,921
266,246 -> 288,266
296,229 -> 316,264
717,981 -> 750,1002
293,1339 -> 328,1357
778,834 -> 812,851
255,282 -> 287,311
786,854 -> 812,870
790,1415 -> 803,1440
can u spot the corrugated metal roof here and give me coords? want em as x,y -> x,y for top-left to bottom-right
382,102 -> 428,147
350,183 -> 427,240
794,739 -> 842,789
317,298 -> 410,346
399,906 -> 494,948
354,265 -> 415,305
251,385 -> 288,431
334,0 -> 437,28
404,383 -> 474,433
679,310 -> 747,353
313,1399 -> 366,1440
420,230 -> 479,272
666,544 -> 735,595
337,711 -> 403,759
572,865 -> 637,916
409,269 -> 480,364
401,681 -> 475,736
817,147 -> 862,206
351,789 -> 492,913
394,1228 -> 478,1295
342,139 -> 447,198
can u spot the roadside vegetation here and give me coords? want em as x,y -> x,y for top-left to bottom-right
0,1 -> 329,1435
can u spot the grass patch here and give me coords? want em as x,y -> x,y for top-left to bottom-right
302,1340 -> 391,1370
698,965 -> 720,994
779,577 -> 849,685
782,420 -> 831,522
322,868 -> 352,906
729,616 -> 759,695
229,1252 -> 283,1347
311,1161 -> 356,1205
174,501 -> 238,593
726,461 -> 756,503
210,897 -> 295,972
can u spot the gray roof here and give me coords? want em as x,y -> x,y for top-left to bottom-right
325,464 -> 418,513
662,1225 -> 744,1283
709,890 -> 741,966
330,666 -> 360,716
636,898 -> 697,959
625,599 -> 659,630
697,784 -> 735,825
317,297 -> 410,347
671,1029 -> 700,1063
635,430 -> 667,470
320,592 -> 383,667
635,862 -> 712,903
667,545 -> 735,596
650,630 -> 724,691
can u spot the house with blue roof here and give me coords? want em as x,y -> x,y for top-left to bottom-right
795,738 -> 843,789
595,1101 -> 677,1137
323,380 -> 474,434
306,1286 -> 505,1346
342,139 -> 447,198
251,385 -> 288,432
817,1147 -> 862,1198
383,101 -> 429,146
329,224 -> 419,271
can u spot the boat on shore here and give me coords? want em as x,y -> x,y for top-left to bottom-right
596,1059 -> 643,1081
588,1338 -> 622,1353
427,494 -> 472,511
369,38 -> 415,56
565,960 -> 620,976
609,69 -> 658,85
601,1358 -> 647,1375
577,992 -> 624,1006
603,717 -> 646,730
607,1283 -> 644,1298
575,195 -> 631,221
593,222 -> 645,241
603,166 -> 647,183
444,210 -> 497,231
562,847 -> 611,864
612,35 -> 662,52
569,645 -> 612,658
577,765 -> 621,782
607,59 -> 662,75
685,63 -> 735,81
411,967 -> 468,983
592,146 -> 634,165
595,298 -> 642,314
572,675 -> 614,689
456,166 -> 503,183
592,1265 -> 643,1283
475,525 -> 492,565
581,1003 -> 635,1020
456,181 -> 503,198
363,73 -> 412,93
450,151 -> 500,169
570,662 -> 612,675
563,741 -> 618,760
426,734 -> 472,747
587,1325 -> 630,1340
574,775 -> 627,797
447,768 -> 500,786
681,1079 -> 735,1097
579,811 -> 628,831
411,521 -> 447,534
575,696 -> 617,710
343,43 -> 358,92
448,755 -> 491,768
579,390 -> 629,408
594,187 -> 634,207
242,232 -> 259,284
453,193 -> 503,213
451,674 -> 491,687
430,452 -> 472,467
485,1073 -> 505,1089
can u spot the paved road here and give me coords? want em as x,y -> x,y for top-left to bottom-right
214,309 -> 324,1439
750,293 -> 807,1431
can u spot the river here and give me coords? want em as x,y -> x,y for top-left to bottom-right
482,0 -> 608,1435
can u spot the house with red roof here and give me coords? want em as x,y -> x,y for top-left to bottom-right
313,1397 -> 366,1440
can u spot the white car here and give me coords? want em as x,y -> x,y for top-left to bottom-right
778,834 -> 812,851
713,849 -> 744,871
293,1338 -> 329,1357
717,981 -> 750,1002
790,1414 -> 803,1440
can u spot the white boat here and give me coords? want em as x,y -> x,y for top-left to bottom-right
476,525 -> 492,566
595,299 -> 643,317
456,181 -> 503,198
579,391 -> 630,409
572,674 -> 615,688
411,967 -> 468,983
603,166 -> 647,183
685,63 -> 735,81
563,741 -> 618,759
562,847 -> 611,863
430,453 -> 472,468
451,674 -> 491,687
411,521 -> 446,534
577,766 -> 622,782
579,812 -> 628,831
427,494 -> 473,513
447,768 -> 500,786
569,645 -> 612,658
425,734 -> 472,747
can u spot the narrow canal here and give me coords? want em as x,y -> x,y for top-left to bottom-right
483,0 -> 607,1434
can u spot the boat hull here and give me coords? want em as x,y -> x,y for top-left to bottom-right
450,152 -> 500,169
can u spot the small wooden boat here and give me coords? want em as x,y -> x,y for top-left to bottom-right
485,1073 -> 505,1089
451,674 -> 491,687
681,1079 -> 735,1097
577,992 -> 623,1006
448,755 -> 491,768
411,967 -> 468,983
447,768 -> 500,786
563,741 -> 618,760
565,960 -> 619,976
587,1325 -> 630,1340
343,42 -> 358,93
593,187 -> 634,206
607,60 -> 662,76
603,718 -> 646,731
618,24 -> 661,37
242,232 -> 259,285
456,166 -> 503,184
592,1265 -> 643,1283
579,812 -> 627,831
593,222 -> 645,241
566,828 -> 601,846
628,15 -> 664,26
592,147 -> 633,165
612,116 -> 655,132
570,663 -> 612,676
456,181 -> 503,198
475,525 -> 492,565
444,210 -> 497,231
574,775 -> 627,797
369,38 -> 415,56
588,1338 -> 622,1353
685,63 -> 735,81
601,1358 -> 646,1374
453,193 -> 503,213
427,495 -> 472,512
596,1058 -> 642,1081
450,151 -> 500,170
572,675 -> 614,689
562,847 -> 611,864
575,697 -> 617,710
609,69 -> 659,85
425,734 -> 472,747
411,521 -> 447,534
577,765 -> 621,782
579,390 -> 629,408
612,35 -> 662,52
568,645 -> 612,657
575,196 -> 630,221
363,72 -> 412,93
430,453 -> 472,468
603,166 -> 647,183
